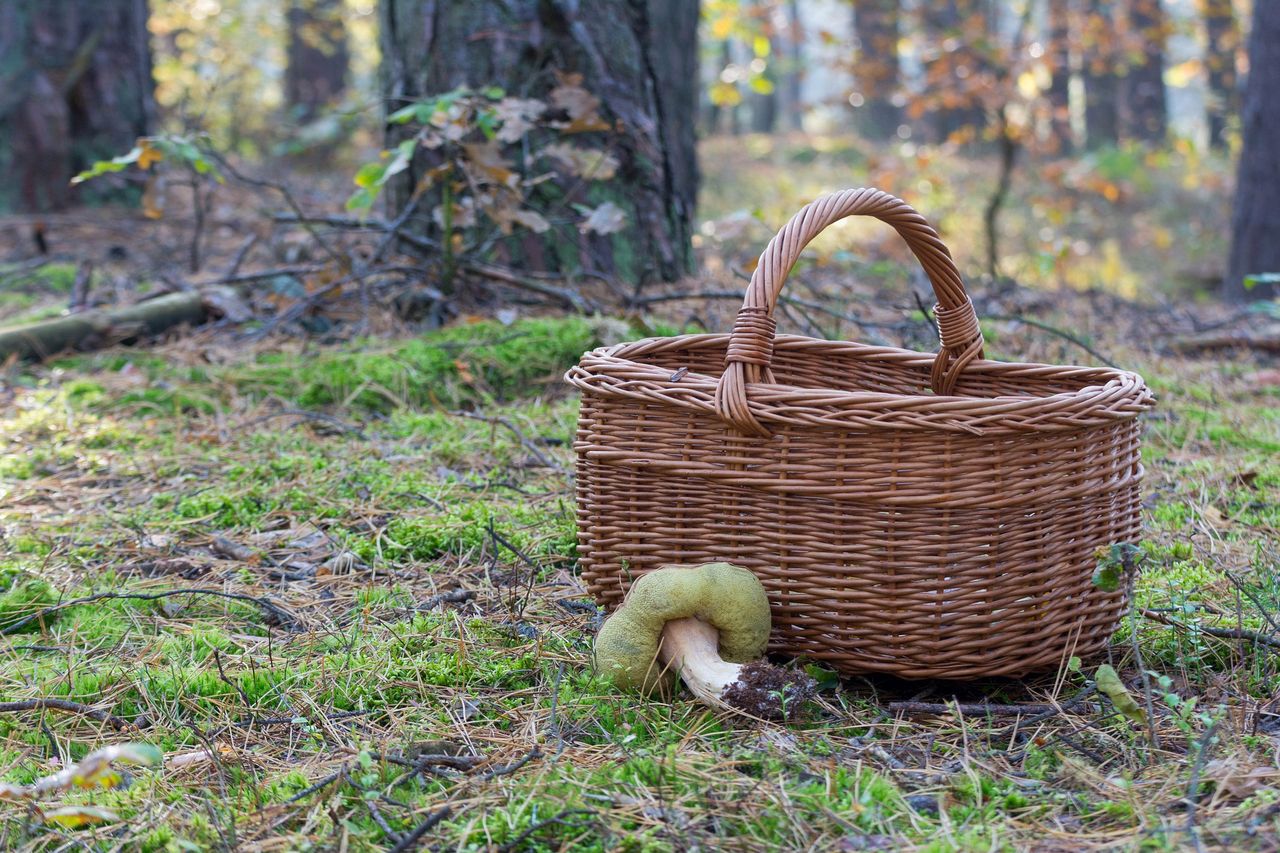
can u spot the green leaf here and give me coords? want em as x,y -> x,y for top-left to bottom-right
345,187 -> 376,213
388,104 -> 420,124
70,147 -> 142,184
353,161 -> 388,190
1091,561 -> 1121,592
1244,272 -> 1280,290
483,86 -> 506,99
1095,664 -> 1148,726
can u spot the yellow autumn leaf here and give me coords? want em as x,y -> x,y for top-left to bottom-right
41,805 -> 120,828
137,139 -> 164,169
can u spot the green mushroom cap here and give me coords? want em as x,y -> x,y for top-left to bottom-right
593,562 -> 772,692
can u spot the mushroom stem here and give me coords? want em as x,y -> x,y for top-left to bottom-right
658,617 -> 816,719
658,618 -> 741,709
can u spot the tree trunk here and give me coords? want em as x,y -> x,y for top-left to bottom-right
1082,0 -> 1120,149
853,0 -> 900,140
921,0 -> 986,144
1122,0 -> 1168,142
286,0 -> 349,121
1201,0 -> 1240,151
380,0 -> 698,286
0,0 -> 154,214
1225,0 -> 1280,301
780,0 -> 805,131
1047,0 -> 1073,153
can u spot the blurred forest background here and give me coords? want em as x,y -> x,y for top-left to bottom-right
0,0 -> 1276,340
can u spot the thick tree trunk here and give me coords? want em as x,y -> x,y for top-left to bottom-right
380,0 -> 697,287
1122,0 -> 1168,142
1047,0 -> 1073,153
1082,0 -> 1120,149
1225,0 -> 1280,301
853,0 -> 900,140
1201,0 -> 1240,151
0,0 -> 154,214
286,0 -> 349,121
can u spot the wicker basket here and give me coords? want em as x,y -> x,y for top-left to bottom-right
566,188 -> 1155,679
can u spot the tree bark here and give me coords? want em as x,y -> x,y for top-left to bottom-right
780,0 -> 805,131
1122,0 -> 1168,142
0,0 -> 154,214
1047,0 -> 1073,153
1201,0 -> 1240,151
380,0 -> 697,286
1082,0 -> 1120,149
286,0 -> 349,121
1225,0 -> 1280,301
853,0 -> 900,140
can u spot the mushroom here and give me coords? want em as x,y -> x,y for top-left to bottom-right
593,562 -> 815,720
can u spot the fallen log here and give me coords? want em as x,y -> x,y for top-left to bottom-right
0,286 -> 239,362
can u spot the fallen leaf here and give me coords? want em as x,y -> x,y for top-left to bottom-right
40,805 -> 120,828
1204,758 -> 1280,800
578,201 -> 628,235
1095,665 -> 1148,727
541,143 -> 618,180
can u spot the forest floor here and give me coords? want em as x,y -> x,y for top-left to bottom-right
2,136 -> 1279,851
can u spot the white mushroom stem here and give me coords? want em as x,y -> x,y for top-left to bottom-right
658,617 -> 741,708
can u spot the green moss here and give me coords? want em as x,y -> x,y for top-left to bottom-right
0,572 -> 58,632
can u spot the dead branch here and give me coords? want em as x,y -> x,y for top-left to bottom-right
0,698 -> 135,731
448,409 -> 562,470
387,807 -> 452,853
0,288 -> 237,362
0,588 -> 297,636
1142,609 -> 1280,652
889,700 -> 1063,717
1168,333 -> 1280,354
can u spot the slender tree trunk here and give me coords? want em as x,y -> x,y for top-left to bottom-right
922,0 -> 986,143
1201,0 -> 1240,151
380,0 -> 698,286
853,0 -> 900,140
1082,0 -> 1120,149
780,0 -> 804,131
0,0 -> 154,214
1047,0 -> 1073,153
749,1 -> 778,135
286,0 -> 349,121
1225,0 -> 1280,301
1123,0 -> 1168,142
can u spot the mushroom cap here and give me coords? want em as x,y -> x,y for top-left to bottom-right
593,562 -> 772,692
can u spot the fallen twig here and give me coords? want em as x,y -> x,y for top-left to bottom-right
890,700 -> 1062,717
983,314 -> 1118,368
387,806 -> 452,853
240,408 -> 366,438
0,699 -> 135,731
1142,609 -> 1280,652
449,409 -> 562,470
0,588 -> 297,635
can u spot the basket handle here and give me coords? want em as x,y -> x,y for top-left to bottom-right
714,187 -> 985,437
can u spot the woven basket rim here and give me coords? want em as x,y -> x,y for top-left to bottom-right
567,332 -> 1155,435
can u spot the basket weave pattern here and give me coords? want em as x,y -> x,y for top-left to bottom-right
567,189 -> 1155,679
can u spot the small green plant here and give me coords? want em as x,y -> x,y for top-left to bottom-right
349,80 -> 628,285
72,134 -> 225,272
